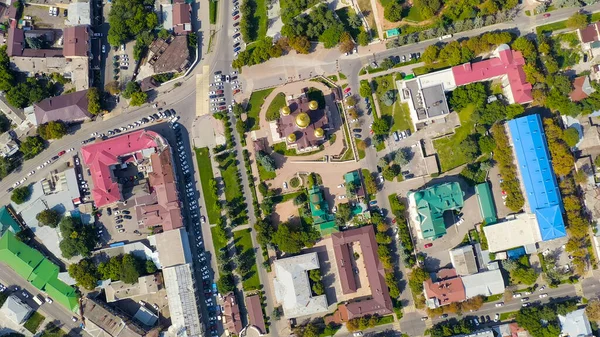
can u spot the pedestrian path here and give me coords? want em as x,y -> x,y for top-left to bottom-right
196,66 -> 210,117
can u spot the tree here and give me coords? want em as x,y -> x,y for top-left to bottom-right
145,260 -> 157,274
272,223 -> 305,253
87,88 -> 101,115
567,12 -> 588,30
36,209 -> 61,228
338,32 -> 355,53
0,46 -> 14,92
439,41 -> 466,66
335,203 -> 352,226
562,127 -> 580,147
393,148 -> 410,166
511,36 -> 537,62
384,1 -> 403,22
256,151 -> 276,171
122,81 -> 141,99
359,81 -> 372,98
449,83 -> 487,111
586,299 -> 600,321
380,58 -> 395,70
478,136 -> 496,154
68,259 -> 99,290
158,28 -> 170,40
11,186 -> 31,204
37,121 -> 67,140
289,36 -> 311,54
217,272 -> 235,293
413,0 -> 442,19
372,118 -> 391,135
459,137 -> 480,162
130,91 -> 148,106
383,164 -> 401,181
58,216 -> 98,258
107,0 -> 158,46
381,90 -> 397,106
105,81 -> 121,95
357,30 -> 370,46
421,45 -> 440,65
363,169 -> 377,195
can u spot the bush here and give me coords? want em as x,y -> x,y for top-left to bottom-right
491,124 -> 525,211
289,177 -> 301,188
37,121 -> 67,140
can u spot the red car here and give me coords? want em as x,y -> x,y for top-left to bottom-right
58,150 -> 66,156
543,13 -> 551,18
424,243 -> 433,248
344,87 -> 352,94
233,15 -> 240,20
233,89 -> 241,94
218,106 -> 227,110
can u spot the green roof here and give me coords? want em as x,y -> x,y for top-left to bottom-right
308,185 -> 337,234
45,278 -> 79,312
0,231 -> 44,279
475,182 -> 497,225
0,206 -> 21,236
344,171 -> 360,185
409,182 -> 464,239
0,232 -> 79,312
317,220 -> 339,236
29,258 -> 59,289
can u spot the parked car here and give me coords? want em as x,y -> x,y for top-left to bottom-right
424,243 -> 433,248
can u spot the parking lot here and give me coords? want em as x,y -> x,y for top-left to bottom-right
23,4 -> 68,30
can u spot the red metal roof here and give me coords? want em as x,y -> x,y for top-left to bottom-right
570,76 -> 591,102
81,130 -> 160,207
578,23 -> 600,43
331,226 -> 393,320
452,46 -> 532,104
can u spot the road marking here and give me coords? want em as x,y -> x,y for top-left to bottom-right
196,65 -> 210,117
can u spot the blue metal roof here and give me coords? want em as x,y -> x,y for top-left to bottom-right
507,114 -> 566,241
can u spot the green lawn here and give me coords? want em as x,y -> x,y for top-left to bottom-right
247,88 -> 275,130
24,312 -> 45,333
233,229 -> 260,291
255,0 -> 268,39
372,74 -> 414,133
432,104 -> 476,172
211,226 -> 228,252
217,155 -> 243,202
265,92 -> 286,122
355,139 -> 366,159
404,6 -> 425,22
500,310 -> 519,321
195,148 -> 221,223
341,120 -> 355,161
376,142 -> 386,152
536,20 -> 567,34
209,0 -> 217,24
271,190 -> 304,205
375,315 -> 395,326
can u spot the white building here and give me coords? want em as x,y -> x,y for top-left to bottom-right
1,295 -> 32,324
558,309 -> 593,337
461,269 -> 505,298
483,213 -> 541,253
273,252 -> 329,318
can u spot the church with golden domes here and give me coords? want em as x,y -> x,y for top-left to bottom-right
273,90 -> 331,152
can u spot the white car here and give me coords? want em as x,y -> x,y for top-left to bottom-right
209,91 -> 216,95
338,195 -> 346,199
332,206 -> 337,213
45,297 -> 53,304
231,71 -> 238,75
28,171 -> 34,176
283,182 -> 288,190
495,302 -> 504,307
539,293 -> 548,298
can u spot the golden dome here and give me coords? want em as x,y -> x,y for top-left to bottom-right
287,133 -> 296,143
309,100 -> 318,110
315,204 -> 321,210
281,106 -> 291,116
314,127 -> 324,138
296,112 -> 310,129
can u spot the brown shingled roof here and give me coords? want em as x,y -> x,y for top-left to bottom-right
33,89 -> 91,124
223,293 -> 243,334
331,226 -> 393,320
63,26 -> 89,57
246,295 -> 266,335
172,3 -> 191,26
579,23 -> 600,44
